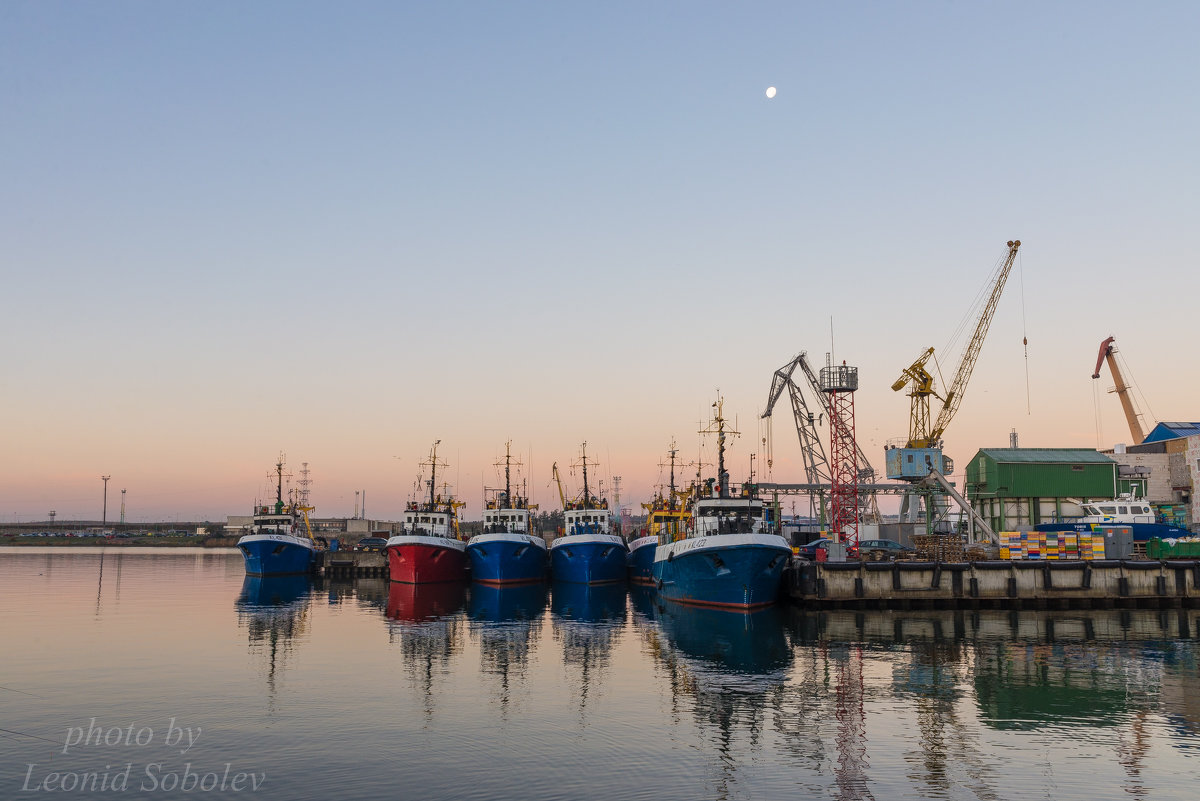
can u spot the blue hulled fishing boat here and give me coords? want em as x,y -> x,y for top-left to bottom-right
237,458 -> 320,576
549,443 -> 627,584
467,442 -> 548,585
653,398 -> 791,609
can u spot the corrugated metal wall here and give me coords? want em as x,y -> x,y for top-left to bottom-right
1000,462 -> 1114,497
966,452 -> 1115,499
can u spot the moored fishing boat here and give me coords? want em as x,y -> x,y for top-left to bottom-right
386,440 -> 468,583
466,442 -> 548,585
237,458 -> 320,576
653,398 -> 791,609
549,443 -> 627,584
628,441 -> 690,585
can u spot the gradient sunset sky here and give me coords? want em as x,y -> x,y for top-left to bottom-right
4,2 -> 1197,522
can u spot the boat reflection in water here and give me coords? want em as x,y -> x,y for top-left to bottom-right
384,581 -> 468,724
467,583 -> 549,716
469,582 -> 549,623
234,575 -> 315,710
652,598 -> 792,679
628,584 -> 659,625
551,581 -> 627,623
385,581 -> 467,623
644,599 -> 794,799
550,582 -> 627,719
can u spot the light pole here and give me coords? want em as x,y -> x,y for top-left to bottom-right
101,475 -> 111,529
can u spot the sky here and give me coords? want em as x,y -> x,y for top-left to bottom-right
3,1 -> 1197,523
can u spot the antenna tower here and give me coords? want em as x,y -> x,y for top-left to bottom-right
299,462 -> 312,507
820,355 -> 860,547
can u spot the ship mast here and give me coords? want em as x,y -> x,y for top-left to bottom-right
274,456 -> 285,514
580,441 -> 592,508
700,397 -> 738,499
503,440 -> 512,509
668,439 -> 678,511
425,440 -> 441,510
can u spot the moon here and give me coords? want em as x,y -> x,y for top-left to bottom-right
765,86 -> 777,99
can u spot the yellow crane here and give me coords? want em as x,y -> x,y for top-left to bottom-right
888,240 -> 1020,479
550,462 -> 568,510
891,346 -> 939,450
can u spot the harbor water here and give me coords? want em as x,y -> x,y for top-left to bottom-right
2,548 -> 1198,800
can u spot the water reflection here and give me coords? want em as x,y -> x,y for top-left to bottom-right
654,599 -> 791,677
92,550 -> 128,616
384,582 -> 467,725
643,599 -> 795,800
234,575 -> 314,710
550,582 -> 627,723
326,576 -> 389,612
467,583 -> 548,718
785,608 -> 1200,801
893,639 -> 977,799
628,584 -> 658,624
469,582 -> 548,623
385,581 -> 467,623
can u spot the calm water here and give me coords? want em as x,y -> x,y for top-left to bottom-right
2,548 -> 1198,801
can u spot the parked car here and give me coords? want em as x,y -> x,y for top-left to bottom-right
354,537 -> 389,552
796,537 -> 830,560
847,539 -> 915,561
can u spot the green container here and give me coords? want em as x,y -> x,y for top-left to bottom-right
1148,538 -> 1200,558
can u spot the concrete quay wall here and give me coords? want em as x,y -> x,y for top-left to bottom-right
787,559 -> 1200,609
317,550 -> 387,578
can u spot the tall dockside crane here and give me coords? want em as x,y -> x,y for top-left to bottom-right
887,240 -> 1020,537
1092,336 -> 1148,444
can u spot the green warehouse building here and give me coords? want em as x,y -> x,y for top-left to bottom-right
964,448 -> 1147,531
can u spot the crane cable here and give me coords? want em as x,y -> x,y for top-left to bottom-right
943,250 -> 1005,361
1115,347 -> 1157,431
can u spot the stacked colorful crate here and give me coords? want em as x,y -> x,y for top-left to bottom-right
1080,533 -> 1093,560
1063,532 -> 1079,560
1089,531 -> 1105,559
1026,531 -> 1041,560
1000,531 -> 1020,560
1045,531 -> 1060,560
